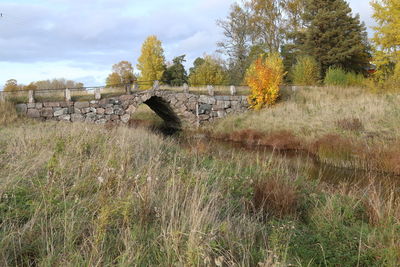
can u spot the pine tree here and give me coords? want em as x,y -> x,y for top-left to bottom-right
137,36 -> 166,83
302,0 -> 371,76
162,55 -> 188,86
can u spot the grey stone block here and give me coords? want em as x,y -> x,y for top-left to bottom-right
199,95 -> 216,105
15,104 -> 27,114
121,114 -> 130,123
27,109 -> 40,118
54,108 -> 68,117
198,104 -> 212,114
41,108 -> 53,117
71,114 -> 84,122
58,114 -> 71,121
74,102 -> 90,109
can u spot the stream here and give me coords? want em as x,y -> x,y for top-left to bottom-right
179,134 -> 400,195
132,119 -> 400,195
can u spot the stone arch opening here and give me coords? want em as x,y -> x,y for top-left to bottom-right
129,96 -> 182,135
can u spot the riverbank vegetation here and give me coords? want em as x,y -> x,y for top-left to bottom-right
0,113 -> 399,266
206,85 -> 400,175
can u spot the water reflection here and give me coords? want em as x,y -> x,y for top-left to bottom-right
180,136 -> 400,195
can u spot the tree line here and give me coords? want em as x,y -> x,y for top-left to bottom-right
105,36 -> 230,88
106,0 -> 398,89
3,78 -> 84,92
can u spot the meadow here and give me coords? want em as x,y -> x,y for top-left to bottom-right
0,95 -> 399,266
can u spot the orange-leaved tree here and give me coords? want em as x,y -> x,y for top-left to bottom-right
245,53 -> 285,110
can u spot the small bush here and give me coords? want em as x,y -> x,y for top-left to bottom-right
324,67 -> 348,86
324,67 -> 365,87
253,178 -> 299,218
245,53 -> 285,109
290,56 -> 320,86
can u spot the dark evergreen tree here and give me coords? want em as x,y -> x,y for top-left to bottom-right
162,55 -> 188,86
302,0 -> 371,76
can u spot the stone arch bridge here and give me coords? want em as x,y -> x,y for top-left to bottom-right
16,90 -> 249,129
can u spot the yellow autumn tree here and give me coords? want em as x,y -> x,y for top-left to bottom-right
106,61 -> 136,87
3,79 -> 19,92
137,36 -> 166,87
106,72 -> 122,87
188,55 -> 228,85
245,53 -> 285,110
371,0 -> 400,84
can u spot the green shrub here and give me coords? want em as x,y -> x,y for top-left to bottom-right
324,67 -> 365,87
324,67 -> 347,86
346,71 -> 365,87
290,56 -> 320,86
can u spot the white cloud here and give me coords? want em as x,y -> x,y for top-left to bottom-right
0,0 -> 375,88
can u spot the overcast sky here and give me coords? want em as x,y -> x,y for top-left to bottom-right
0,0 -> 375,89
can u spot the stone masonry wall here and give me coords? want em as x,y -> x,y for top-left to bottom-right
15,90 -> 249,127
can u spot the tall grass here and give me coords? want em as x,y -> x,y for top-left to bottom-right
0,122 -> 281,266
0,101 -> 18,126
0,121 -> 399,265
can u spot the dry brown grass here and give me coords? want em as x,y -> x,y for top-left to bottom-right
128,118 -> 155,129
378,146 -> 400,175
259,130 -> 301,150
362,186 -> 400,227
0,101 -> 19,126
215,129 -> 301,150
253,178 -> 299,218
335,117 -> 364,132
0,121 -> 285,266
211,86 -> 400,141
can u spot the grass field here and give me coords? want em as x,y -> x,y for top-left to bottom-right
0,99 -> 399,266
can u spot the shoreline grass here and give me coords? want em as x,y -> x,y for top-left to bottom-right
205,86 -> 400,175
